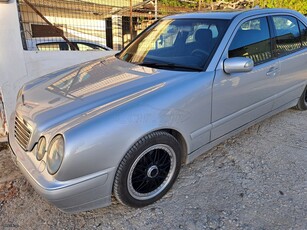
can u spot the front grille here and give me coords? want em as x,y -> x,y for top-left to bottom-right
14,116 -> 32,150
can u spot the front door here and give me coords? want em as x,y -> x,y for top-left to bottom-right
211,16 -> 279,140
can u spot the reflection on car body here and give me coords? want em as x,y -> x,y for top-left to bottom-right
9,9 -> 307,213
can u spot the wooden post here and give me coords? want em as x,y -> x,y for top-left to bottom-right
155,0 -> 158,20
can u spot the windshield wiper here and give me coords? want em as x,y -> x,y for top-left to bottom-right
137,62 -> 203,71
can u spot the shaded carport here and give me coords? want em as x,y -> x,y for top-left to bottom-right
18,0 -> 157,50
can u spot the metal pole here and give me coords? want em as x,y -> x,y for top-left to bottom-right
155,0 -> 157,20
130,0 -> 133,42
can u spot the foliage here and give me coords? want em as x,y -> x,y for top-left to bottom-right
257,0 -> 307,15
158,0 -> 307,15
159,0 -> 196,7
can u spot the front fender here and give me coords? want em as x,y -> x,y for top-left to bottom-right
53,71 -> 213,181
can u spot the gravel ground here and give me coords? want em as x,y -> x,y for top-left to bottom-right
0,109 -> 306,229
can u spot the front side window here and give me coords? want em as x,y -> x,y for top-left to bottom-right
229,17 -> 272,65
272,16 -> 301,55
118,19 -> 230,71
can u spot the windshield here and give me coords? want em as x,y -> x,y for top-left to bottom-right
118,19 -> 230,71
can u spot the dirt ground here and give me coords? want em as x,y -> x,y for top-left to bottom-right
0,109 -> 306,229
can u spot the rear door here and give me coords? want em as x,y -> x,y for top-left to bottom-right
269,15 -> 307,109
211,16 -> 280,140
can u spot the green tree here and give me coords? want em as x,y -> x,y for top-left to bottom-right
159,0 -> 307,15
257,0 -> 307,14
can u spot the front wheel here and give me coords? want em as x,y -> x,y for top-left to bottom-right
295,86 -> 307,111
113,131 -> 182,207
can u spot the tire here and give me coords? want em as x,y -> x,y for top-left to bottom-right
295,86 -> 307,111
113,131 -> 182,207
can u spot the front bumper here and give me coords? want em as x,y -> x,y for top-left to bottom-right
8,116 -> 116,213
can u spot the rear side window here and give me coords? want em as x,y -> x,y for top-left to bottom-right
272,16 -> 301,55
76,43 -> 102,51
229,17 -> 272,65
299,21 -> 307,47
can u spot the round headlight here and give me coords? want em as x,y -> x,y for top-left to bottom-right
46,135 -> 64,175
36,137 -> 46,161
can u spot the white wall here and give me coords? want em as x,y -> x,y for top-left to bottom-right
0,1 -> 27,135
0,0 -> 116,136
24,51 -> 116,80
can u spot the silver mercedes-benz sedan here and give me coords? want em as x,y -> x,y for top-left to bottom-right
9,8 -> 307,213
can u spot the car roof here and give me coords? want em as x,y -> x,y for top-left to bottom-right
165,8 -> 303,20
26,38 -> 112,50
165,11 -> 241,20
27,38 -> 105,45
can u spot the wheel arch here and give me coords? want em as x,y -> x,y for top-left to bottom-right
159,128 -> 188,165
126,127 -> 189,165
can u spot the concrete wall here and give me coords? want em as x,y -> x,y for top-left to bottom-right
0,0 -> 116,136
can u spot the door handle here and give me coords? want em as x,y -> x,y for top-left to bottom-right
266,67 -> 279,77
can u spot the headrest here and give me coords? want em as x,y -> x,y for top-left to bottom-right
195,29 -> 213,43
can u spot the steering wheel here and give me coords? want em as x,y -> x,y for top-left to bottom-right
191,49 -> 210,58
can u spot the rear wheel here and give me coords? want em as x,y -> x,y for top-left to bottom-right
295,86 -> 307,111
113,131 -> 182,207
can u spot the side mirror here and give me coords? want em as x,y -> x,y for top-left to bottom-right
224,57 -> 254,74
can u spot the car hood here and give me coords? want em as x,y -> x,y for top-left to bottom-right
19,56 -> 188,131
